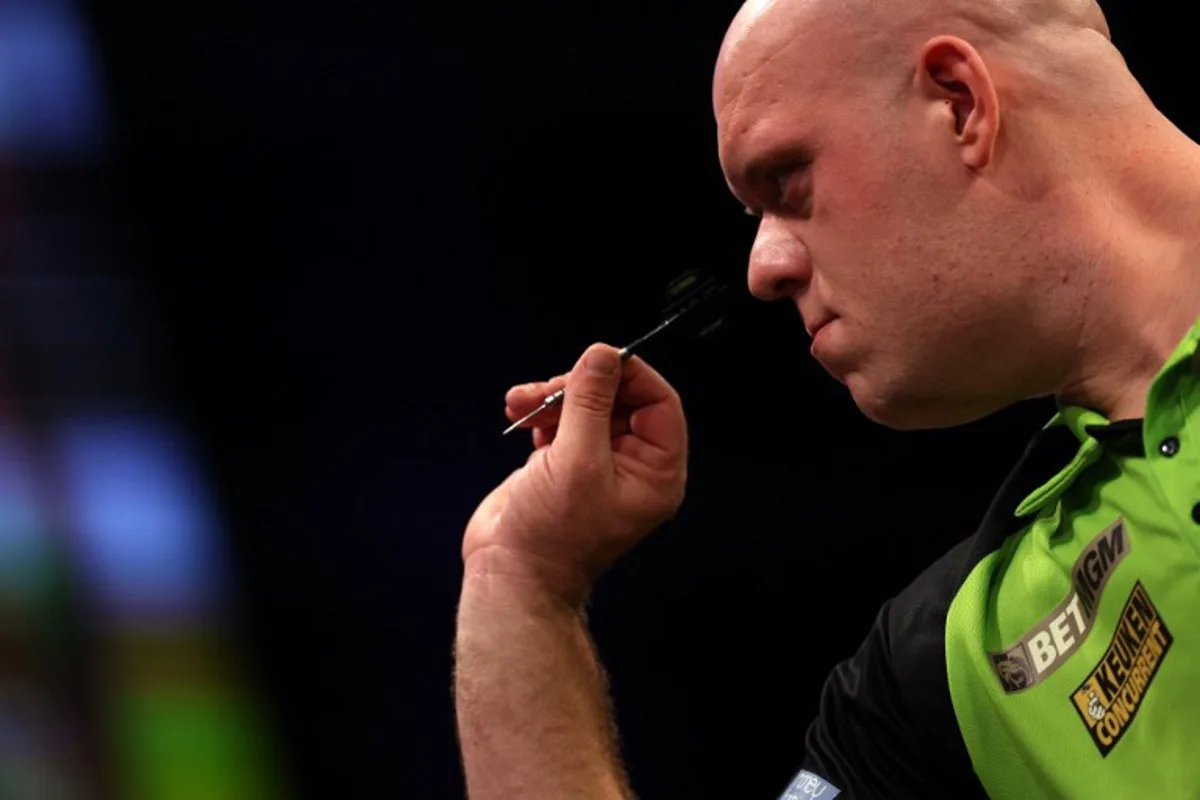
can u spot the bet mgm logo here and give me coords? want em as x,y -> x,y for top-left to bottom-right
989,519 -> 1128,694
1070,582 -> 1173,756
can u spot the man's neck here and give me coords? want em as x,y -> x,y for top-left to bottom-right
1051,128 -> 1200,421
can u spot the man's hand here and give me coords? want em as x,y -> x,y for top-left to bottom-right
455,343 -> 687,799
464,342 -> 688,604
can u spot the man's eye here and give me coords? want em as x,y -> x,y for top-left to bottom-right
769,161 -> 812,214
768,168 -> 791,199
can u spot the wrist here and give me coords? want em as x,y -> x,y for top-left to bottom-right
462,545 -> 593,609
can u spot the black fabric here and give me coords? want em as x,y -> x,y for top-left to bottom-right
797,425 -> 1082,798
1085,419 -> 1145,457
800,536 -> 987,799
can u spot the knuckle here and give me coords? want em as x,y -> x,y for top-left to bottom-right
565,376 -> 613,411
571,391 -> 611,415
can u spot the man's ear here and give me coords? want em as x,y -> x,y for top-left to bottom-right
915,35 -> 1001,171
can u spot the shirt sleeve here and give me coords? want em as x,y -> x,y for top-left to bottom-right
794,537 -> 989,799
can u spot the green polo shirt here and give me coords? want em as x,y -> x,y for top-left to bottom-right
782,317 -> 1200,799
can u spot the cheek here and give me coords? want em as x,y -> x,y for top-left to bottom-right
816,151 -> 894,226
811,140 -> 962,317
815,158 -> 930,278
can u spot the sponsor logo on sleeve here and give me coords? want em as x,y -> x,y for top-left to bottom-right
1070,581 -> 1172,756
990,519 -> 1128,693
779,770 -> 841,799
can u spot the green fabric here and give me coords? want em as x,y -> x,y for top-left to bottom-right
117,685 -> 285,800
946,318 -> 1200,798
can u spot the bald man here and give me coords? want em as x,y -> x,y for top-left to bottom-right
456,0 -> 1200,797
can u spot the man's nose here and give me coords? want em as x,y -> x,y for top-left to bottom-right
747,217 -> 811,302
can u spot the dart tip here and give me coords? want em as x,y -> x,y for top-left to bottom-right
502,420 -> 521,436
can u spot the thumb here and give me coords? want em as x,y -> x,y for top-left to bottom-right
554,343 -> 623,459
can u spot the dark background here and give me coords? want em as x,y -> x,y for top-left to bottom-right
70,2 -> 1193,797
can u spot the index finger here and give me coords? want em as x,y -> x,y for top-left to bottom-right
505,374 -> 568,410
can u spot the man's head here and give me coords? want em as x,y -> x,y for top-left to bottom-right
714,0 -> 1154,429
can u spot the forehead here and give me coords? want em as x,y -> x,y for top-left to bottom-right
713,6 -> 845,174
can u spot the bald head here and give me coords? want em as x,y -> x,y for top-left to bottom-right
716,0 -> 1125,118
720,0 -> 1111,57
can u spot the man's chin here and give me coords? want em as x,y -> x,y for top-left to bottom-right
845,374 -> 988,431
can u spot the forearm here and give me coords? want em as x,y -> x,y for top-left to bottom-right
454,556 -> 632,800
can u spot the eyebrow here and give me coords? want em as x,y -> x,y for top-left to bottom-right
732,142 -> 815,219
746,141 -> 813,179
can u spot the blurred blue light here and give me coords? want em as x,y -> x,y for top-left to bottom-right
54,417 -> 225,620
0,1 -> 108,161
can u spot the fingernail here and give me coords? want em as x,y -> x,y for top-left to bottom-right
585,348 -> 619,375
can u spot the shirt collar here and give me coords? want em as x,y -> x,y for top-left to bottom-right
1012,315 -> 1200,519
